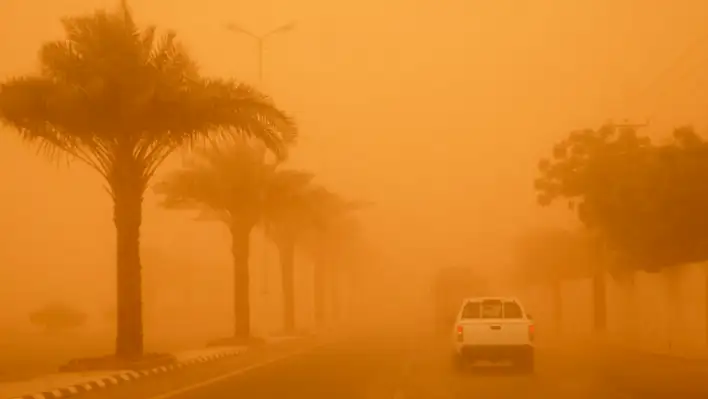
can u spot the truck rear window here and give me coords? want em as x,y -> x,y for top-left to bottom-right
503,302 -> 523,319
461,302 -> 481,318
461,300 -> 524,319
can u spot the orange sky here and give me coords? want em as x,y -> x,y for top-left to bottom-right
1,0 -> 708,324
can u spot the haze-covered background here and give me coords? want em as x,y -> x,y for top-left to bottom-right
2,0 -> 708,368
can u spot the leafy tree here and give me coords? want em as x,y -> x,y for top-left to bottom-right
641,127 -> 708,267
0,2 -> 295,358
30,303 -> 87,333
534,124 -> 708,331
154,141 -> 310,340
535,124 -> 708,271
534,124 -> 650,331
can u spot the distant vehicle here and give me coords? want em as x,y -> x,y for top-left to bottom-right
432,267 -> 488,336
451,296 -> 535,372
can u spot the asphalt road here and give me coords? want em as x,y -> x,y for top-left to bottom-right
76,331 -> 677,399
165,336 -> 630,399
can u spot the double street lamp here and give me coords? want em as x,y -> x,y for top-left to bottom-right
224,21 -> 296,85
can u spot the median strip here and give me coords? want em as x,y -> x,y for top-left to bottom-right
6,348 -> 247,399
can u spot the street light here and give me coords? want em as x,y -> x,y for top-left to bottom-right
224,21 -> 296,84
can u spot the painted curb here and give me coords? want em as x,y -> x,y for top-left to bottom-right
9,348 -> 247,399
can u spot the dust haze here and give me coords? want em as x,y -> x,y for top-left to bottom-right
0,0 -> 707,397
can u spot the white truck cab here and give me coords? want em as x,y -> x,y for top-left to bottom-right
452,296 -> 535,372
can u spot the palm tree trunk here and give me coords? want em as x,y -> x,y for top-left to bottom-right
278,238 -> 296,334
230,223 -> 253,340
113,173 -> 145,360
314,253 -> 326,328
551,279 -> 562,335
704,264 -> 708,346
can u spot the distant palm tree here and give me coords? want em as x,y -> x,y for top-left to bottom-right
0,1 -> 296,359
154,141 -> 311,341
261,170 -> 318,334
298,191 -> 368,327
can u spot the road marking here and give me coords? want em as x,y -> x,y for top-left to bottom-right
146,344 -> 326,399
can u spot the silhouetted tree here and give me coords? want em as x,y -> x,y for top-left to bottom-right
536,124 -> 708,270
534,124 -> 708,331
154,141 -> 310,340
261,170 -> 319,334
535,124 -> 650,331
0,2 -> 295,358
319,216 -> 367,323
298,191 -> 369,327
255,175 -> 365,334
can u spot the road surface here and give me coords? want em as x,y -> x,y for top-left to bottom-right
77,331 -> 700,399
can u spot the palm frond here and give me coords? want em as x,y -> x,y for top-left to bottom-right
0,2 -> 296,198
260,169 -> 319,239
0,76 -> 114,179
140,79 -> 296,156
259,177 -> 370,256
154,140 -> 273,226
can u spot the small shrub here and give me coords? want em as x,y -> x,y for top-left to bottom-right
29,302 -> 87,333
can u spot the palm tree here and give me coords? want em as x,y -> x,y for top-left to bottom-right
154,141 -> 311,341
261,171 -> 318,334
320,216 -> 367,324
0,2 -> 296,359
298,191 -> 368,327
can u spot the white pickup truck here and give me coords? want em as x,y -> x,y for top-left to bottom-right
451,296 -> 535,372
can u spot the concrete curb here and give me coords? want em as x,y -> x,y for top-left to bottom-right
8,348 -> 247,399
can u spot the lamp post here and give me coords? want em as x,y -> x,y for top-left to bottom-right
224,21 -> 296,85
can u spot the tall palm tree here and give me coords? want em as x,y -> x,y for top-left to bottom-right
319,215 -> 366,324
0,2 -> 296,359
261,171 -> 318,334
154,141 -> 311,341
298,191 -> 368,327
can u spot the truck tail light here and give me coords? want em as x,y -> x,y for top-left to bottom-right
528,324 -> 535,342
456,325 -> 464,342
